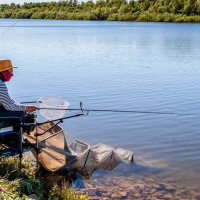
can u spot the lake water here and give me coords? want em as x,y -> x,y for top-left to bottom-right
1,19 -> 200,195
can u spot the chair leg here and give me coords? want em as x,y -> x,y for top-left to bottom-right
18,128 -> 23,173
19,153 -> 22,173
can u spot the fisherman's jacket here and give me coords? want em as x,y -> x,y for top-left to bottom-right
0,79 -> 25,111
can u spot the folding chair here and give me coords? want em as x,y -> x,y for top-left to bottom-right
0,116 -> 23,161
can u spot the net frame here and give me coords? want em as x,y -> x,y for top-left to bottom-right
39,96 -> 69,120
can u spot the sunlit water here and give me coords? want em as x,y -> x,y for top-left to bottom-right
1,19 -> 200,193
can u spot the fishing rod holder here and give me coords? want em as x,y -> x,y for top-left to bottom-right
24,112 -> 85,141
0,110 -> 86,169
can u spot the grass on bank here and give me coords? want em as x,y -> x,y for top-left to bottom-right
0,155 -> 89,200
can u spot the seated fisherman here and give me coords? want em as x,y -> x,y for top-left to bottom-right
0,59 -> 37,118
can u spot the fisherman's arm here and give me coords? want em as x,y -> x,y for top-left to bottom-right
11,98 -> 37,113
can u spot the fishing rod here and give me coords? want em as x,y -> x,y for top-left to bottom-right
37,108 -> 190,116
37,107 -> 190,116
21,101 -> 41,104
21,99 -> 191,116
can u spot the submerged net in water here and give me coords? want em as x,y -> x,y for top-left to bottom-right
24,123 -> 134,174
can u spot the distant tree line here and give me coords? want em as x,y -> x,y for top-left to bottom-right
0,0 -> 200,22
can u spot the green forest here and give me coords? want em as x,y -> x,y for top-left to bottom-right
0,0 -> 200,22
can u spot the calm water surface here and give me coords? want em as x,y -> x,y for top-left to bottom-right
1,19 -> 200,192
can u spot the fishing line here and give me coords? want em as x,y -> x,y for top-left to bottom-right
0,19 -> 21,41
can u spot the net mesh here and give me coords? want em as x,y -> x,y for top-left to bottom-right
39,96 -> 69,120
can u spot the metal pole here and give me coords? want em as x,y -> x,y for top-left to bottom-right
35,121 -> 39,169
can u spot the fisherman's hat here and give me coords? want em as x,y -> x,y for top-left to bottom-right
0,59 -> 17,72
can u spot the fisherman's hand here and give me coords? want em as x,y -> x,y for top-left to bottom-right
25,105 -> 37,113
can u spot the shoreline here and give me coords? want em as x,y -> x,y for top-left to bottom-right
1,17 -> 200,24
0,16 -> 200,23
1,153 -> 200,199
74,172 -> 200,200
1,1 -> 200,23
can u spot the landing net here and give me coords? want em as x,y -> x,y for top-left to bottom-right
39,96 -> 69,120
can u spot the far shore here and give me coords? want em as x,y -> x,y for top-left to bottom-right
0,0 -> 200,23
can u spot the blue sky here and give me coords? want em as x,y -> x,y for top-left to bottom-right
0,0 -> 57,4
